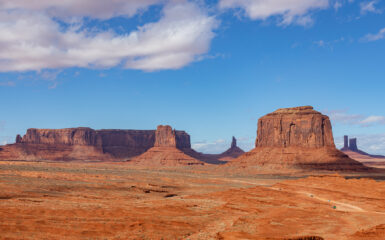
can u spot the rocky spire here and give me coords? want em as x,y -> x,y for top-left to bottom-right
231,136 -> 237,148
15,134 -> 22,144
349,138 -> 358,151
154,125 -> 177,147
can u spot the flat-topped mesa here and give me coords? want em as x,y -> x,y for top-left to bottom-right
256,106 -> 335,149
230,106 -> 368,171
0,125 -> 194,161
20,128 -> 102,147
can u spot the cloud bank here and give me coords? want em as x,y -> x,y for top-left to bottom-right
325,109 -> 385,127
219,0 -> 329,26
0,0 -> 162,20
0,0 -> 218,72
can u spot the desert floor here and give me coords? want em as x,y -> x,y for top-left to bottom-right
0,161 -> 384,240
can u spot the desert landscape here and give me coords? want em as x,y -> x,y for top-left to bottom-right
1,106 -> 385,240
1,1 -> 385,239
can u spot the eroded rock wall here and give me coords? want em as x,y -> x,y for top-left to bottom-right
1,126 -> 193,161
20,128 -> 102,147
255,106 -> 335,148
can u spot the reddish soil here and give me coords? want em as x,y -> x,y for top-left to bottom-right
0,161 -> 384,240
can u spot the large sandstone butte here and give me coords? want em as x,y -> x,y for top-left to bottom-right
0,127 -> 192,161
130,125 -> 204,166
231,106 -> 368,171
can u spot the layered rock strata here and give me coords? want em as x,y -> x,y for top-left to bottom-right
230,106 -> 368,171
130,125 -> 204,166
0,127 -> 191,161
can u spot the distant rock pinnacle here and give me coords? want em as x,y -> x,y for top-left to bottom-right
231,136 -> 237,148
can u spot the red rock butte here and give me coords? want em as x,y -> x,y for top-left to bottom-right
130,125 -> 205,166
230,106 -> 369,171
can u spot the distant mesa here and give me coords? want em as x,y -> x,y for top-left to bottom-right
130,125 -> 205,166
0,124 -> 243,164
229,106 -> 368,171
0,127 -> 160,161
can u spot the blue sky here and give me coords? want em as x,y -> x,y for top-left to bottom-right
1,0 -> 385,154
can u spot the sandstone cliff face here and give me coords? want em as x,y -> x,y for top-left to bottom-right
0,126 -> 194,161
97,130 -> 155,158
231,106 -> 368,171
131,125 -> 204,166
256,106 -> 335,148
20,128 -> 102,147
154,125 -> 177,147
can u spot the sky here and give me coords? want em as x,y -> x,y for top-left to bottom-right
0,0 -> 385,154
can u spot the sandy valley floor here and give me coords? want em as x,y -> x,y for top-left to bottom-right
0,161 -> 384,240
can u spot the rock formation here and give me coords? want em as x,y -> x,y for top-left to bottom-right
341,135 -> 349,151
96,130 -> 155,158
217,137 -> 245,161
0,127 -> 190,161
130,125 -> 204,166
154,125 -> 177,147
341,135 -> 385,159
0,125 -> 227,163
0,128 -> 109,161
19,128 -> 102,147
349,138 -> 358,152
230,106 -> 368,171
15,135 -> 22,144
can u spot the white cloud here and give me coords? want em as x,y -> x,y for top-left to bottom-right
360,116 -> 385,125
0,1 -> 218,72
360,1 -> 380,14
324,109 -> 385,127
218,0 -> 329,26
0,0 -> 162,20
324,109 -> 363,124
362,28 -> 385,42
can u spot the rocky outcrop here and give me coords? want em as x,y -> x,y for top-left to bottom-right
230,106 -> 368,171
15,135 -> 22,144
130,125 -> 204,166
154,125 -> 177,147
255,106 -> 335,148
0,128 -> 108,161
341,135 -> 385,159
97,130 -> 155,158
218,137 -> 245,161
0,126 -> 200,162
20,128 -> 103,147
